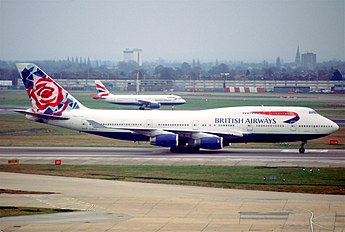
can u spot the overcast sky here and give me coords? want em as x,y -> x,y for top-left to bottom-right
0,0 -> 344,62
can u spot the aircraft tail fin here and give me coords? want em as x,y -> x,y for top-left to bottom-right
16,63 -> 86,116
95,80 -> 110,97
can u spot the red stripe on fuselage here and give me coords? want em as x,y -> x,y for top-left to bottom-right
252,111 -> 299,117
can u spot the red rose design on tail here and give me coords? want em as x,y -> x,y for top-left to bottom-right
28,76 -> 68,115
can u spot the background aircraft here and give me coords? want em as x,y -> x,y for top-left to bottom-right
16,63 -> 339,153
92,80 -> 186,109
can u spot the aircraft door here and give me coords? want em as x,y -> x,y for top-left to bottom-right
146,119 -> 153,128
247,124 -> 253,132
81,120 -> 88,130
193,120 -> 199,130
290,123 -> 297,132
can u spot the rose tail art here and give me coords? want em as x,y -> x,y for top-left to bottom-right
16,63 -> 85,116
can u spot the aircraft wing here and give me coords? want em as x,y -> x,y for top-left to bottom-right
115,127 -> 243,139
15,109 -> 70,120
137,99 -> 159,105
165,129 -> 244,139
84,120 -> 244,139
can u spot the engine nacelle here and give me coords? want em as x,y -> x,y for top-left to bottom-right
148,103 -> 161,109
150,133 -> 178,147
198,136 -> 223,150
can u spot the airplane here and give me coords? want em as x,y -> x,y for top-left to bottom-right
92,80 -> 186,109
15,63 -> 339,153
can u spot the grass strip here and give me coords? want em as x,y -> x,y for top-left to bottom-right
1,164 -> 344,195
0,189 -> 56,194
0,206 -> 74,218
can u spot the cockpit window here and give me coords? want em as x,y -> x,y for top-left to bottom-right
309,111 -> 318,114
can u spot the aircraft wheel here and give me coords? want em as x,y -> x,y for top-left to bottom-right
187,146 -> 200,153
299,141 -> 307,154
299,147 -> 305,154
170,146 -> 200,153
170,146 -> 185,153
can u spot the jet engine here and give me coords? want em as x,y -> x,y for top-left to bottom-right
189,136 -> 223,150
150,133 -> 178,147
198,137 -> 223,149
147,103 -> 161,109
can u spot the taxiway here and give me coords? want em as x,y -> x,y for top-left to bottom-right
0,147 -> 344,167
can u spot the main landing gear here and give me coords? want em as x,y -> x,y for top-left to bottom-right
170,146 -> 200,153
299,141 -> 307,154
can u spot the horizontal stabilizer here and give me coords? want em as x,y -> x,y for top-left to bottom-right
87,120 -> 106,128
14,109 -> 70,120
91,94 -> 101,100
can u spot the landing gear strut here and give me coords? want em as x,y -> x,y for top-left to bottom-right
299,141 -> 307,154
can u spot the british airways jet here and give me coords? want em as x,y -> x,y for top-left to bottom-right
16,63 -> 339,153
92,80 -> 186,109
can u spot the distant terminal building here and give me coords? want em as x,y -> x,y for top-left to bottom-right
332,84 -> 345,94
127,80 -> 173,92
123,48 -> 143,66
0,80 -> 12,89
274,86 -> 310,93
301,52 -> 316,70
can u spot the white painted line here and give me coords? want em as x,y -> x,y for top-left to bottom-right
281,150 -> 328,153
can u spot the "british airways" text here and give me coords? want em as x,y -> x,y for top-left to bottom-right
215,117 -> 277,124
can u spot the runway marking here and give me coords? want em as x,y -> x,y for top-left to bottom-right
281,149 -> 328,153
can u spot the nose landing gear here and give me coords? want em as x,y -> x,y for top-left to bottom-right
299,141 -> 307,154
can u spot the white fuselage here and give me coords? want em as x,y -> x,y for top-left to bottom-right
41,106 -> 339,145
101,93 -> 186,106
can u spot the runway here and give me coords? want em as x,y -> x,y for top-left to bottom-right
1,147 -> 344,167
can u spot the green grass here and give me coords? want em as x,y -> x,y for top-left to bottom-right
0,114 -> 79,136
1,165 -> 344,194
0,206 -> 75,218
1,89 -> 343,110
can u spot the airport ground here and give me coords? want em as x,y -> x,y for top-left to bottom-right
0,90 -> 344,149
1,172 -> 345,232
0,90 -> 344,231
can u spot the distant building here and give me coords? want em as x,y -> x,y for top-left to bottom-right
123,48 -> 143,66
301,52 -> 316,70
295,45 -> 300,67
276,56 -> 281,70
274,86 -> 310,93
123,49 -> 133,62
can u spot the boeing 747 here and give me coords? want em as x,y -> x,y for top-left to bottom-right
15,63 -> 339,153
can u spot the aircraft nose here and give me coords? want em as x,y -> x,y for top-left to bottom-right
328,118 -> 339,133
333,121 -> 339,132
